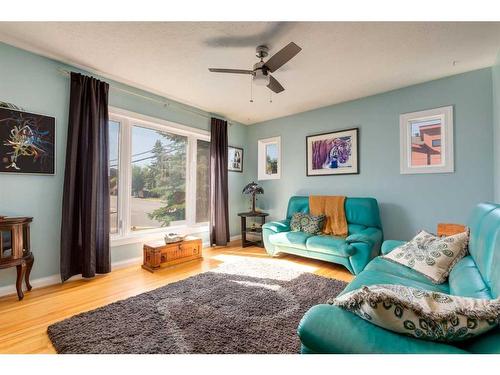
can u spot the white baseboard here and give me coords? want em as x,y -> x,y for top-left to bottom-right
0,256 -> 143,298
0,238 -> 243,298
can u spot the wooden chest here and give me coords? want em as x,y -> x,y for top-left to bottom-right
142,236 -> 202,272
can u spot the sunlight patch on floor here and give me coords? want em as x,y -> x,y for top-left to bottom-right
210,254 -> 318,281
229,280 -> 281,291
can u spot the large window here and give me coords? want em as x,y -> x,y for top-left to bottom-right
109,120 -> 120,234
109,108 -> 210,242
130,126 -> 187,231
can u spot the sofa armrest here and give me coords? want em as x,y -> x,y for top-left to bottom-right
262,220 -> 290,233
381,240 -> 406,255
346,227 -> 382,246
345,227 -> 383,274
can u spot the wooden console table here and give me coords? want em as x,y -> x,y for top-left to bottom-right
0,216 -> 34,300
238,211 -> 269,248
142,236 -> 202,272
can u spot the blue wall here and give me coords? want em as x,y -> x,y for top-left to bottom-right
493,52 -> 500,203
247,68 -> 494,240
0,42 -> 250,287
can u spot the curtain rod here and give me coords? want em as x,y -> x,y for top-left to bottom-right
56,68 -> 234,126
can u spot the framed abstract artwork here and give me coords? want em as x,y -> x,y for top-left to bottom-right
0,107 -> 56,175
258,136 -> 281,180
400,106 -> 454,174
306,128 -> 359,176
228,146 -> 243,172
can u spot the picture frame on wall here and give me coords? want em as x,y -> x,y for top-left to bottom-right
258,136 -> 281,180
0,107 -> 56,175
399,105 -> 454,174
306,128 -> 359,176
228,146 -> 243,172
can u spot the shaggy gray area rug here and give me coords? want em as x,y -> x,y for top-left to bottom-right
47,258 -> 347,354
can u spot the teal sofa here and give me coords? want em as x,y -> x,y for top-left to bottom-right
298,202 -> 500,354
262,196 -> 383,275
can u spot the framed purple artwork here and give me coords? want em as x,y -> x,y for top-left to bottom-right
306,128 -> 359,176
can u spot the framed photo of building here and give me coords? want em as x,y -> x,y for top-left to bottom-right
306,128 -> 359,176
400,106 -> 454,174
228,146 -> 243,172
258,136 -> 281,180
0,107 -> 56,175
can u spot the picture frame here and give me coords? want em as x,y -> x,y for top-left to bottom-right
258,136 -> 281,180
306,128 -> 359,176
400,105 -> 454,174
228,145 -> 243,172
0,107 -> 56,175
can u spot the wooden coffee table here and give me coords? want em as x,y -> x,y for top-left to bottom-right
142,236 -> 202,272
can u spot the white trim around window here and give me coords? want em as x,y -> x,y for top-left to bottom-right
109,106 -> 210,246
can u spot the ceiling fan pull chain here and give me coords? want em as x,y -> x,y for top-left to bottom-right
249,76 -> 254,103
269,91 -> 273,103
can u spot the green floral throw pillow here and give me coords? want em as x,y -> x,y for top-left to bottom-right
330,284 -> 500,342
289,213 -> 326,235
290,213 -> 305,232
382,230 -> 469,284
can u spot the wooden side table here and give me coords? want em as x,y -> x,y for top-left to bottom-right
437,223 -> 467,237
0,216 -> 34,300
237,211 -> 269,248
142,236 -> 202,272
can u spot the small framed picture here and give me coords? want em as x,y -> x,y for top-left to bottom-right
228,146 -> 244,172
258,136 -> 281,180
306,128 -> 359,176
400,106 -> 454,174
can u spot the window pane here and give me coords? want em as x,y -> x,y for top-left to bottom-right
410,118 -> 442,167
109,120 -> 120,234
131,125 -> 187,231
196,140 -> 210,223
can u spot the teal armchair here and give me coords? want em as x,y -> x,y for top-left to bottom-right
262,196 -> 383,275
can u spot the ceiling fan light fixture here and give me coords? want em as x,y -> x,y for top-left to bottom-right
253,70 -> 270,86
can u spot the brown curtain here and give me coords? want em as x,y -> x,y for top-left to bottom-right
210,117 -> 230,246
60,72 -> 110,282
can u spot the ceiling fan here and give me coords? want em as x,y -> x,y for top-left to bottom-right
208,42 -> 302,94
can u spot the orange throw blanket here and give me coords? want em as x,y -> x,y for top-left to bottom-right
309,196 -> 348,237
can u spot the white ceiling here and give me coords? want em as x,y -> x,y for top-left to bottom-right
0,22 -> 499,125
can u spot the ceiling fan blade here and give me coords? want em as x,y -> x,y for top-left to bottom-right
208,68 -> 254,75
263,42 -> 302,73
267,75 -> 285,93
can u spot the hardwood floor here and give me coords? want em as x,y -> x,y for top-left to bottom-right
0,242 -> 353,354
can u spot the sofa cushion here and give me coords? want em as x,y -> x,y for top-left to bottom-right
268,231 -> 312,250
364,257 -> 449,291
285,196 -> 382,229
469,208 -> 500,292
381,240 -> 406,255
306,235 -> 353,257
331,284 -> 500,342
298,304 -> 468,353
382,230 -> 469,284
348,223 -> 367,235
449,256 -> 492,299
342,268 -> 449,295
467,203 -> 498,274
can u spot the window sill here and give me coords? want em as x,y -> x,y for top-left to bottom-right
111,224 -> 209,247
